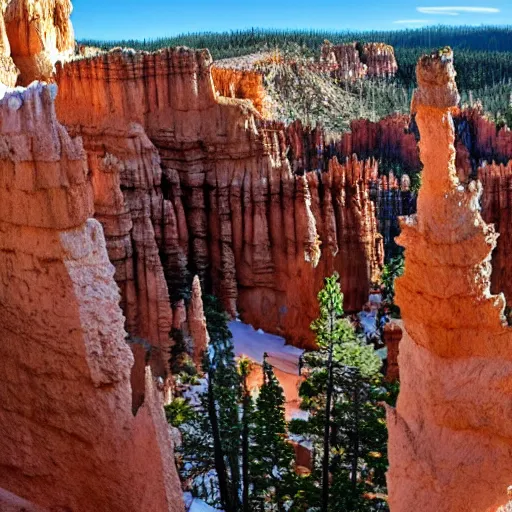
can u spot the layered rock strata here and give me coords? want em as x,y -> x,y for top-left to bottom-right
363,43 -> 398,77
0,83 -> 182,512
286,116 -> 420,175
0,3 -> 18,89
55,48 -> 383,347
4,0 -> 75,84
387,50 -> 512,512
212,55 -> 269,115
320,41 -> 367,80
320,41 -> 398,80
458,107 -> 512,165
479,161 -> 512,303
80,124 -> 178,375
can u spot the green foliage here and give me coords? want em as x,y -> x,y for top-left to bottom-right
250,354 -> 296,509
80,27 -> 512,127
170,295 -> 301,511
260,47 -> 374,132
381,255 -> 405,317
203,295 -> 242,511
169,328 -> 198,376
291,273 -> 388,511
80,25 -> 512,58
165,397 -> 195,427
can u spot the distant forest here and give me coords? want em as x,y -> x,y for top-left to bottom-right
80,26 -> 512,125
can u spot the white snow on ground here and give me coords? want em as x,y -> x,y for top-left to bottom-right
189,498 -> 221,512
229,321 -> 303,371
229,321 -> 306,420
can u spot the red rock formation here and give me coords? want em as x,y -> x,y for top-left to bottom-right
0,3 -> 18,88
0,83 -> 182,511
459,107 -> 512,163
4,0 -> 74,85
387,50 -> 512,512
187,275 -> 209,365
55,48 -> 383,348
341,116 -> 419,170
81,124 -> 177,375
479,161 -> 512,304
320,41 -> 367,80
362,43 -> 398,78
287,115 -> 420,174
320,41 -> 398,80
383,321 -> 402,382
211,64 -> 267,115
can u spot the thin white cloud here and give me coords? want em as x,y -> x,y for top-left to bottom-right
393,19 -> 430,24
418,6 -> 500,16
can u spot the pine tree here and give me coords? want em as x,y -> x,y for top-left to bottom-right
202,294 -> 242,512
239,356 -> 254,512
251,353 -> 296,511
290,273 -> 383,511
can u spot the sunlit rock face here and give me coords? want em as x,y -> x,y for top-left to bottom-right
4,0 -> 74,84
54,47 -> 383,348
0,82 -> 183,512
387,49 -> 512,512
320,41 -> 398,80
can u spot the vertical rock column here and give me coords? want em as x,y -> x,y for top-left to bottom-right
387,50 -> 512,512
0,83 -> 182,512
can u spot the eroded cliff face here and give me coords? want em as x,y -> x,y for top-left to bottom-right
0,83 -> 182,512
4,0 -> 74,84
286,115 -> 420,175
320,41 -> 398,79
0,2 -> 18,88
80,124 -> 178,375
211,59 -> 267,115
479,162 -> 512,305
387,50 -> 512,512
54,48 -> 382,348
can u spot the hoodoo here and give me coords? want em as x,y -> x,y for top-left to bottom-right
4,0 -> 75,84
387,49 -> 512,511
0,83 -> 183,512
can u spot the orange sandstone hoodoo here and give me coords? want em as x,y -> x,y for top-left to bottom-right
387,49 -> 512,512
0,83 -> 183,511
4,0 -> 75,84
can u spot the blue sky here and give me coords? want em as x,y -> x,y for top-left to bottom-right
72,0 -> 511,41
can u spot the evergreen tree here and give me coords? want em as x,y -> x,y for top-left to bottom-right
251,353 -> 296,511
202,294 -> 242,512
290,273 -> 384,511
239,356 -> 254,512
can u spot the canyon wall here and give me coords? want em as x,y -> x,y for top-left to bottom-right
387,50 -> 512,512
458,107 -> 512,165
55,48 -> 383,348
0,83 -> 182,511
287,116 -> 420,175
479,161 -> 512,305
